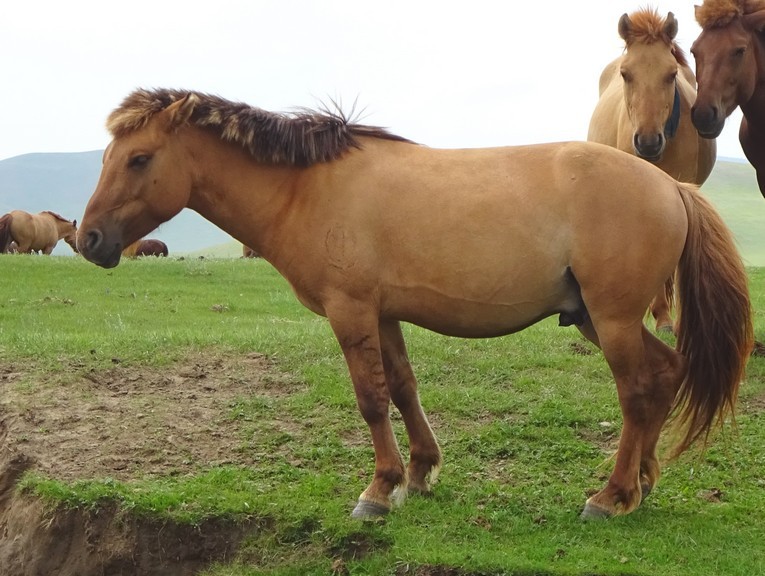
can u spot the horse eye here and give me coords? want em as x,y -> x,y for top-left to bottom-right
733,47 -> 746,58
620,71 -> 632,83
128,154 -> 151,169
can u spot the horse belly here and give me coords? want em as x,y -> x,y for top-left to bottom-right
382,268 -> 582,338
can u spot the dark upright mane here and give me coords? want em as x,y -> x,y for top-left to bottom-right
107,89 -> 414,166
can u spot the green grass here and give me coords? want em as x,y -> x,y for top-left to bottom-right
2,255 -> 765,575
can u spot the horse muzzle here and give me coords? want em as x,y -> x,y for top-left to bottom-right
691,105 -> 724,139
77,228 -> 123,268
633,132 -> 665,162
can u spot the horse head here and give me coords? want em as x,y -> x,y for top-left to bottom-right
618,9 -> 684,160
691,0 -> 765,137
78,95 -> 197,267
64,219 -> 79,253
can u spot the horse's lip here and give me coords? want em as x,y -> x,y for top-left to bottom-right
698,129 -> 721,140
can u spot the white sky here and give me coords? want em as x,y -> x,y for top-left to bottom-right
0,0 -> 747,161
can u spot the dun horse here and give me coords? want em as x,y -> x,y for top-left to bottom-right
588,8 -> 716,331
78,89 -> 752,520
0,210 -> 78,254
691,0 -> 765,195
122,238 -> 168,258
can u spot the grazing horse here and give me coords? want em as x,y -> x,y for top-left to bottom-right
77,89 -> 752,520
122,238 -> 168,258
242,244 -> 260,258
691,0 -> 765,195
0,210 -> 78,254
588,8 -> 716,331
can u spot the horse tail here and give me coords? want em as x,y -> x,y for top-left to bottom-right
0,213 -> 13,253
672,182 -> 753,456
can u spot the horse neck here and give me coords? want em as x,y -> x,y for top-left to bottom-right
184,130 -> 303,259
741,34 -> 765,128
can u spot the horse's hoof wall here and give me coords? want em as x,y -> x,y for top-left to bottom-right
351,499 -> 390,520
580,501 -> 613,520
640,484 -> 652,502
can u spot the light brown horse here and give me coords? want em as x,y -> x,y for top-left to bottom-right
0,210 -> 78,254
691,0 -> 765,196
122,238 -> 168,258
588,8 -> 717,331
77,89 -> 753,520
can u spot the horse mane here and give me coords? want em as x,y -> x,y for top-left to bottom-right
41,210 -> 72,224
695,0 -> 764,28
107,88 -> 414,167
622,8 -> 689,67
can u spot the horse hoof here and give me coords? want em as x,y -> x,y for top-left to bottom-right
580,501 -> 613,520
640,483 -> 652,502
351,499 -> 390,519
656,324 -> 674,333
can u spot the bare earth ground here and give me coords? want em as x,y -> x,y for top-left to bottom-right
0,351 -> 299,576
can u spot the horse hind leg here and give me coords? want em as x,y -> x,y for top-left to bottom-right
649,275 -> 675,333
379,319 -> 442,497
579,320 -> 684,519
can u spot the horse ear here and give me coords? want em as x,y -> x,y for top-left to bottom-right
618,13 -> 632,41
743,8 -> 765,32
664,12 -> 678,40
161,94 -> 198,132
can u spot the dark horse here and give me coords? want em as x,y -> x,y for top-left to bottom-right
691,0 -> 765,195
122,238 -> 168,258
77,89 -> 752,520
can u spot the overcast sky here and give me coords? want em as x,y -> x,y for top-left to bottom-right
0,1 -> 746,162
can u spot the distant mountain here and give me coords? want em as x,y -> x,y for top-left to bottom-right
0,151 -> 234,255
2,149 -> 765,263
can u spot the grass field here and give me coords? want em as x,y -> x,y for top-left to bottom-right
0,255 -> 764,575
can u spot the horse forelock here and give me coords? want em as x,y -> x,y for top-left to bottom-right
107,88 -> 412,166
623,8 -> 689,67
695,0 -> 746,28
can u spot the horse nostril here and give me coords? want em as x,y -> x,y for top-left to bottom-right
80,229 -> 103,253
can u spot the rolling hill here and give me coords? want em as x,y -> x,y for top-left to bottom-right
1,150 -> 765,263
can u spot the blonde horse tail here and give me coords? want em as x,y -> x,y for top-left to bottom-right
672,182 -> 753,456
0,213 -> 13,253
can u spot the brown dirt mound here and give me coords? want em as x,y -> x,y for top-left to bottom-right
0,351 -> 292,576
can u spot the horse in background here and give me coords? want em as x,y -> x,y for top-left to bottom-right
122,238 -> 168,258
242,244 -> 260,258
691,0 -> 765,196
588,8 -> 716,332
77,88 -> 752,520
0,210 -> 78,254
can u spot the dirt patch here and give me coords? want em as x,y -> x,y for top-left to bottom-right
0,351 -> 297,576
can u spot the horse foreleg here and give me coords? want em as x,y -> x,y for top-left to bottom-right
379,319 -> 442,496
329,309 -> 407,518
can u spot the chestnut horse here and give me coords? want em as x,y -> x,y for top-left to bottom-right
122,238 -> 168,258
588,8 -> 716,331
77,89 -> 752,520
691,0 -> 765,195
0,210 -> 78,254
